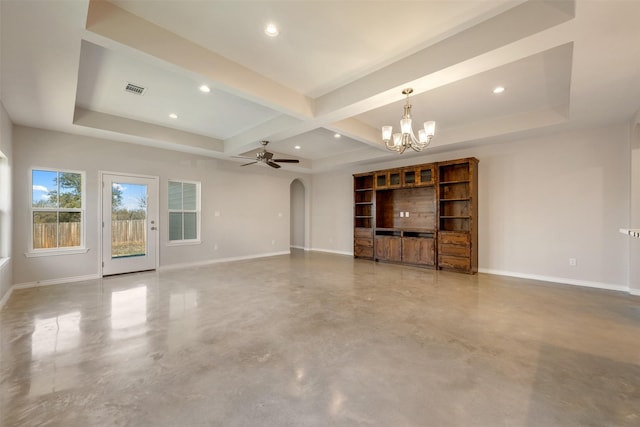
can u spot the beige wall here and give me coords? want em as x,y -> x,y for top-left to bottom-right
12,126 -> 309,285
310,169 -> 354,255
0,103 -> 13,304
7,121 -> 636,293
311,123 -> 632,291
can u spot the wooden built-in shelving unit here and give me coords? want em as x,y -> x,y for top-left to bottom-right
353,173 -> 374,259
353,157 -> 478,274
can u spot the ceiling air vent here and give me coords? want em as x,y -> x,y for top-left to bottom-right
124,82 -> 146,95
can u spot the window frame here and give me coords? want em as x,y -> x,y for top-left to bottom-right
167,179 -> 201,246
27,167 -> 87,257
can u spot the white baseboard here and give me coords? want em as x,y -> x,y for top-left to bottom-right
479,268 -> 629,294
159,251 -> 291,271
309,248 -> 354,257
0,286 -> 13,311
630,288 -> 640,296
290,245 -> 310,251
13,274 -> 101,290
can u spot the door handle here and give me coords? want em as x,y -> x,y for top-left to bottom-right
151,227 -> 157,231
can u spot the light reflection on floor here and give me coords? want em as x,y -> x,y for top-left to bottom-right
110,286 -> 147,337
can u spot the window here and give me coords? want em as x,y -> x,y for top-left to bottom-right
31,169 -> 84,251
168,180 -> 200,243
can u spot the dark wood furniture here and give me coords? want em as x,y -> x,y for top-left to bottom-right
353,173 -> 374,259
353,157 -> 478,273
438,158 -> 479,273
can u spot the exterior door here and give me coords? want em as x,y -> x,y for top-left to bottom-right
102,173 -> 158,276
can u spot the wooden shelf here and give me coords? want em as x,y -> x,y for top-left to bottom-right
355,188 -> 373,192
441,198 -> 470,202
440,180 -> 470,185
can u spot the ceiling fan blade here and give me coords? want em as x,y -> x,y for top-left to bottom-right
267,161 -> 281,169
273,159 -> 299,163
240,161 -> 258,167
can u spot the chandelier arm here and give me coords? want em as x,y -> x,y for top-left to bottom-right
417,137 -> 432,151
408,129 -> 420,145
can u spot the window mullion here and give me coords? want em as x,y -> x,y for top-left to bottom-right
181,188 -> 185,240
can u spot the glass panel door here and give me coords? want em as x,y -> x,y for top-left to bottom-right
102,174 -> 158,276
111,182 -> 147,258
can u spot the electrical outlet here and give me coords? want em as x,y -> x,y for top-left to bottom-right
272,240 -> 276,246
405,211 -> 410,218
569,258 -> 577,266
400,212 -> 404,218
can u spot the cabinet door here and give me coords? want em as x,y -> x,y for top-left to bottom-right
402,237 -> 435,266
388,170 -> 402,188
402,168 -> 417,187
375,170 -> 402,189
375,236 -> 402,262
375,171 -> 388,189
416,165 -> 435,186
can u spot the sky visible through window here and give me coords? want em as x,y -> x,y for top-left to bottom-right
32,172 -> 145,210
113,182 -> 147,211
32,170 -> 57,205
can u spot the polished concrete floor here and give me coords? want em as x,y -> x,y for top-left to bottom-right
1,251 -> 639,426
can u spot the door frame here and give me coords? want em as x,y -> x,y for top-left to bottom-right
99,171 -> 160,277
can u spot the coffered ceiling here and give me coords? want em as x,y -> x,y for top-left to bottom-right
1,0 -> 639,172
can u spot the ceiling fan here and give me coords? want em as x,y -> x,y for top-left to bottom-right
234,140 -> 300,169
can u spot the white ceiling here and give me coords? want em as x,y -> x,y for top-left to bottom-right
1,0 -> 639,172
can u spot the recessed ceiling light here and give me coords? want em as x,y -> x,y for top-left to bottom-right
333,133 -> 341,139
265,23 -> 279,37
169,113 -> 178,119
199,85 -> 211,93
294,145 -> 301,150
493,86 -> 505,94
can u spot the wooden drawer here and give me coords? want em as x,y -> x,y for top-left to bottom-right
354,245 -> 373,258
439,232 -> 469,245
438,255 -> 471,271
355,238 -> 373,247
355,228 -> 373,238
439,243 -> 470,257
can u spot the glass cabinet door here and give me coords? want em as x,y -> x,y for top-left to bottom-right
388,170 -> 402,188
416,165 -> 434,186
402,169 -> 416,186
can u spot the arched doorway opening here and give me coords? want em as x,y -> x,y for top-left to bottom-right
290,179 -> 306,249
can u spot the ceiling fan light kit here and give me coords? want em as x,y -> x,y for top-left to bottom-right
382,88 -> 436,154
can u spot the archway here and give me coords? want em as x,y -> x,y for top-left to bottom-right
290,179 -> 306,249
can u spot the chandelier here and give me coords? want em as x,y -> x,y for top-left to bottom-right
382,88 -> 436,154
